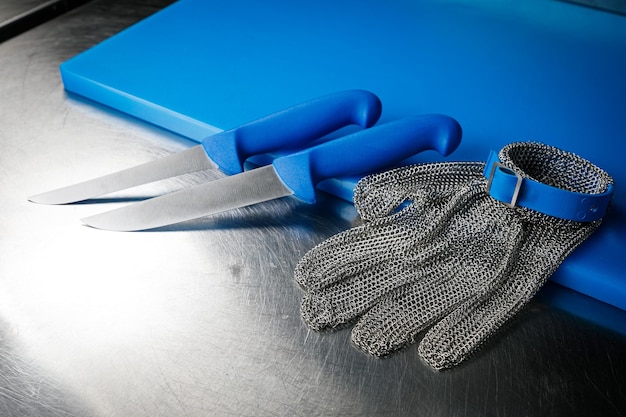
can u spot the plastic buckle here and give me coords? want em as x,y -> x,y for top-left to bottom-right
486,162 -> 523,208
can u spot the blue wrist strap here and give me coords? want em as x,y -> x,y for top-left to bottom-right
483,151 -> 614,222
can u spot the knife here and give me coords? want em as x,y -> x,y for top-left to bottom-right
28,90 -> 382,205
81,114 -> 462,231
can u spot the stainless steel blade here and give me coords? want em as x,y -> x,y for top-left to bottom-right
81,165 -> 293,231
29,146 -> 216,204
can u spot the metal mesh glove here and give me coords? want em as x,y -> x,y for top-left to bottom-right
295,142 -> 613,370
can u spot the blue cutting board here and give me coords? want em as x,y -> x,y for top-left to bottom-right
60,0 -> 626,310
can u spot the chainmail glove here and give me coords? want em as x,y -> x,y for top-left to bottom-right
295,142 -> 613,370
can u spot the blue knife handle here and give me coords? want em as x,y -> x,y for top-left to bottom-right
201,90 -> 382,175
272,114 -> 462,204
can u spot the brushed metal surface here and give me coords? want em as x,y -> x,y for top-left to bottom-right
1,0 -> 625,416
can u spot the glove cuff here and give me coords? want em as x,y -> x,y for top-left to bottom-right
483,142 -> 614,222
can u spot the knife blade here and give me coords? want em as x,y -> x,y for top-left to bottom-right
28,90 -> 382,204
81,114 -> 462,231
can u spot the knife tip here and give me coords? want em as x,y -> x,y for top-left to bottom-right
28,192 -> 75,205
27,194 -> 47,204
80,214 -> 140,232
81,216 -> 115,231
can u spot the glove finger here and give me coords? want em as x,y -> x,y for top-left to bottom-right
295,219 -> 417,291
301,261 -> 402,330
350,276 -> 470,357
349,203 -> 524,357
299,224 -> 470,330
302,250 -> 479,332
417,215 -> 599,371
350,248 -> 514,357
417,276 -> 542,371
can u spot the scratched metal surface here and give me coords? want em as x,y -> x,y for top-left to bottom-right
0,0 -> 625,416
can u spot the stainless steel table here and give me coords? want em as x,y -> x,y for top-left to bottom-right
1,1 -> 625,416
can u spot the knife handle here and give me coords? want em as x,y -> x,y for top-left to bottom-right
201,90 -> 382,175
273,114 -> 462,204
